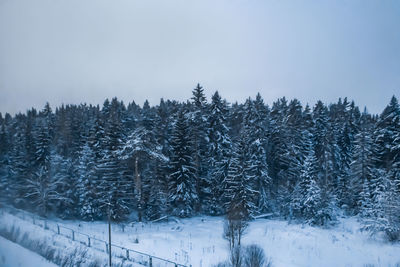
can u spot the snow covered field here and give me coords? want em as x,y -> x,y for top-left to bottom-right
0,236 -> 57,267
1,209 -> 400,267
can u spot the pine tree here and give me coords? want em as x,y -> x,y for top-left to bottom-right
206,91 -> 232,215
9,130 -> 29,207
120,99 -> 165,221
168,110 -> 198,217
77,142 -> 99,221
358,178 -> 373,218
286,99 -> 305,188
364,168 -> 400,241
349,109 -> 374,213
290,136 -> 321,223
144,99 -> 173,220
242,98 -> 271,213
50,152 -> 78,218
312,101 -> 337,221
190,83 -> 209,211
268,97 -> 291,213
0,122 -> 11,202
374,96 -> 400,172
25,104 -> 54,215
225,133 -> 257,219
97,98 -> 132,221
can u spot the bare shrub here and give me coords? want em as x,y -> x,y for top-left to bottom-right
213,261 -> 231,267
243,244 -> 272,267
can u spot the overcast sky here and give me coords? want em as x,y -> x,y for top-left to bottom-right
0,0 -> 399,115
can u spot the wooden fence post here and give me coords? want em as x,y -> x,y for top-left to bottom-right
149,256 -> 152,267
126,249 -> 129,259
57,225 -> 60,235
88,237 -> 91,247
72,230 -> 75,241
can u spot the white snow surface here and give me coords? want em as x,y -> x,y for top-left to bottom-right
0,236 -> 57,267
1,208 -> 400,267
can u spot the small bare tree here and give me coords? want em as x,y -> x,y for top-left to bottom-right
223,208 -> 249,267
25,166 -> 68,216
224,217 -> 248,251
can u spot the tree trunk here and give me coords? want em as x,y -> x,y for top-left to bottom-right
135,156 -> 142,221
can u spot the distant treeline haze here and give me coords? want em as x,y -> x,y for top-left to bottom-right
0,85 -> 399,238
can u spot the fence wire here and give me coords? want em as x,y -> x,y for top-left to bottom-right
1,205 -> 189,267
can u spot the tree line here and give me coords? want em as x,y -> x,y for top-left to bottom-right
0,85 -> 399,239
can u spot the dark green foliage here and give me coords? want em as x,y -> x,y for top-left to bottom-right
0,87 -> 398,234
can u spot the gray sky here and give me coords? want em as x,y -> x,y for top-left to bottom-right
0,0 -> 399,115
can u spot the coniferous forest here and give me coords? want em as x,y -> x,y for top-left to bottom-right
0,85 -> 399,240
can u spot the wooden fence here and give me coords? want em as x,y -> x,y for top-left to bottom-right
1,205 -> 189,267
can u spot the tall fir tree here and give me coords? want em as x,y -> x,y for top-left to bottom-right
349,109 -> 374,213
97,98 -> 131,221
168,110 -> 198,217
206,91 -> 232,215
190,83 -> 209,212
76,142 -> 99,221
242,98 -> 271,213
225,134 -> 257,220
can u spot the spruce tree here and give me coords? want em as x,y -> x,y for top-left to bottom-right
190,83 -> 209,211
77,142 -> 99,221
97,98 -> 131,221
349,109 -> 374,213
290,135 -> 320,223
374,96 -> 400,172
168,110 -> 198,217
206,91 -> 232,215
225,132 -> 257,219
242,98 -> 271,213
145,99 -> 172,220
0,122 -> 11,202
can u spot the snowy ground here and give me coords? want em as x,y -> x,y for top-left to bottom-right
1,208 -> 400,267
57,216 -> 400,267
0,236 -> 57,267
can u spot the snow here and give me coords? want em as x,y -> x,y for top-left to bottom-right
0,211 -> 145,267
0,236 -> 57,267
1,208 -> 400,267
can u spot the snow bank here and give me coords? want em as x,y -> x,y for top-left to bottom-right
0,236 -> 57,267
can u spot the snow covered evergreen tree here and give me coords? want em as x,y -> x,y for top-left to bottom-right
206,91 -> 232,215
290,134 -> 321,224
0,121 -> 11,202
363,168 -> 400,241
25,104 -> 55,215
268,98 -> 291,213
76,142 -> 99,221
374,96 -> 400,172
349,109 -> 374,213
97,98 -> 132,221
189,83 -> 209,212
242,97 -> 271,213
224,131 -> 258,219
144,99 -> 172,220
9,129 -> 29,207
168,110 -> 198,217
312,101 -> 337,222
